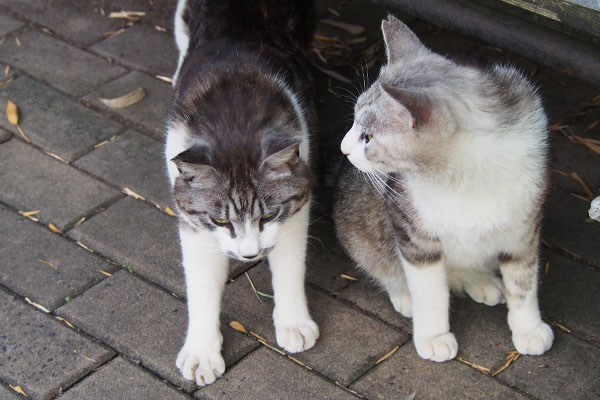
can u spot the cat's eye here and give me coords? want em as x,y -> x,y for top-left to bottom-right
212,218 -> 230,226
362,133 -> 373,143
262,211 -> 277,221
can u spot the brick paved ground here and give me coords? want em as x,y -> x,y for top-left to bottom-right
0,1 -> 598,399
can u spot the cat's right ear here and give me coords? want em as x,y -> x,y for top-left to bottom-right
171,145 -> 218,184
259,140 -> 302,180
381,14 -> 424,64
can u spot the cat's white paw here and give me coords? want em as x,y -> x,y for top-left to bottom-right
464,276 -> 506,306
512,322 -> 554,355
389,291 -> 413,318
414,332 -> 458,362
275,318 -> 319,353
176,340 -> 225,386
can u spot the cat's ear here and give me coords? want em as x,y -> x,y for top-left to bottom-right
259,139 -> 302,179
382,83 -> 457,136
171,145 -> 219,184
381,14 -> 424,64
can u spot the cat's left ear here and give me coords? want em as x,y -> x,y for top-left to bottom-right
381,14 -> 425,64
259,137 -> 302,179
382,83 -> 457,137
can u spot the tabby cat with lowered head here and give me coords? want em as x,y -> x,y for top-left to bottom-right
165,0 -> 318,385
334,15 -> 553,362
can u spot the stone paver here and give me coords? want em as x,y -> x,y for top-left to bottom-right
84,71 -> 172,139
0,384 -> 21,400
0,291 -> 114,400
91,23 -> 177,76
0,29 -> 126,96
67,196 -> 185,295
75,130 -> 174,209
0,128 -> 11,143
105,0 -> 178,29
57,270 -> 259,392
0,204 -> 117,311
1,0 -> 122,46
540,250 -> 600,346
0,77 -> 123,162
351,344 -> 527,400
0,139 -> 121,231
306,218 -> 357,293
498,331 -> 600,399
0,14 -> 24,36
60,356 -> 191,400
544,189 -> 600,266
221,264 -> 408,386
196,347 -> 357,400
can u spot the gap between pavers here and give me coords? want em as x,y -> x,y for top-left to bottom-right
195,347 -> 358,400
221,263 -> 408,386
0,76 -> 123,162
59,356 -> 191,400
0,29 -> 127,97
0,204 -> 119,311
0,290 -> 114,400
56,270 -> 259,393
0,139 -> 122,232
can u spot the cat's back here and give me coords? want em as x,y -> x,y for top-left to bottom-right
182,0 -> 314,52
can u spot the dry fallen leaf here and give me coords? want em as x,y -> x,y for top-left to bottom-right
492,350 -> 520,376
77,241 -> 94,252
73,217 -> 86,228
48,223 -> 62,234
340,274 -> 358,281
320,19 -> 366,34
99,87 -> 146,109
109,10 -> 146,19
165,206 -> 177,216
313,64 -> 352,84
156,75 -> 173,83
55,316 -> 76,329
376,345 -> 399,364
39,259 -> 59,270
6,99 -> 31,142
9,385 -> 27,397
122,187 -> 146,201
25,297 -> 50,313
229,320 -> 248,334
6,99 -> 18,124
457,357 -> 491,374
98,270 -> 112,277
19,210 -> 40,217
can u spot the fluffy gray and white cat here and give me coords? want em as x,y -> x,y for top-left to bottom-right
165,0 -> 318,385
334,15 -> 553,362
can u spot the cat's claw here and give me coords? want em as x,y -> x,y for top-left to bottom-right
389,291 -> 413,318
275,319 -> 319,353
512,322 -> 554,355
414,332 -> 458,362
176,342 -> 225,386
464,276 -> 506,306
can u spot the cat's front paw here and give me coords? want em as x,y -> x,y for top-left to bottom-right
512,322 -> 554,355
414,332 -> 458,362
176,340 -> 225,386
389,291 -> 412,318
464,276 -> 506,306
275,318 -> 319,353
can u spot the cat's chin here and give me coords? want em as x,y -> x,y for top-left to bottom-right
225,246 -> 275,262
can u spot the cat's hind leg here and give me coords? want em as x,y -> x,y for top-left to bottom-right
447,269 -> 506,306
176,224 -> 229,386
268,203 -> 319,353
499,250 -> 553,355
